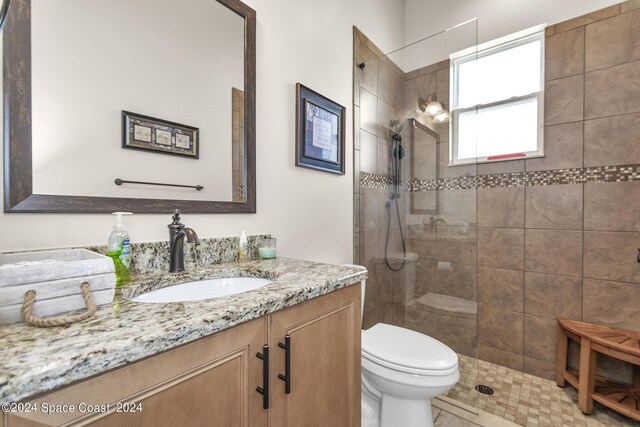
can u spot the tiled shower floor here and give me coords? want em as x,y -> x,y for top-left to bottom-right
445,354 -> 640,427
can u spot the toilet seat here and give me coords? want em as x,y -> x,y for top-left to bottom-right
362,323 -> 458,376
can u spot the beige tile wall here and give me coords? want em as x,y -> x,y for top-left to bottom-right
354,0 -> 640,384
475,2 -> 640,379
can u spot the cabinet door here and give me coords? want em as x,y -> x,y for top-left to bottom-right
269,285 -> 361,427
6,317 -> 268,427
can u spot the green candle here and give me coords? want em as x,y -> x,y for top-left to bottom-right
258,247 -> 276,259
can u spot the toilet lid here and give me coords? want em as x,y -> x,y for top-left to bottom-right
362,323 -> 458,372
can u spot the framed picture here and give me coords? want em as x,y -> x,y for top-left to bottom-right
295,83 -> 345,174
122,111 -> 199,159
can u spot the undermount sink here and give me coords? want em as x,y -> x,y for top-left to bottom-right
129,277 -> 271,303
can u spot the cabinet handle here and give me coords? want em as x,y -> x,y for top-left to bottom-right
278,335 -> 291,394
256,344 -> 269,409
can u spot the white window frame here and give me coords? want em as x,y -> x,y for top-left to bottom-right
449,27 -> 545,166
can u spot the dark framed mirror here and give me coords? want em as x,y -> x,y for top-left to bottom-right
3,0 -> 256,213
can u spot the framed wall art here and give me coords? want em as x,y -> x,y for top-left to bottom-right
122,111 -> 199,159
295,83 -> 345,174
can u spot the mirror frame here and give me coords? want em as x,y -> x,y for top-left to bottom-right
3,0 -> 256,213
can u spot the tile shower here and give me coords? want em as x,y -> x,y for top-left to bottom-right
354,0 -> 640,423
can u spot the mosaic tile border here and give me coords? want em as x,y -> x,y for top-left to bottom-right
360,164 -> 640,191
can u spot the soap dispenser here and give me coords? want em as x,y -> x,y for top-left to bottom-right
107,212 -> 132,287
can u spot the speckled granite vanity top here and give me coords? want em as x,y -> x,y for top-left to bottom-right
0,258 -> 366,403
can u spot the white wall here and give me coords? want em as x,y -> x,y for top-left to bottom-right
0,0 -> 405,265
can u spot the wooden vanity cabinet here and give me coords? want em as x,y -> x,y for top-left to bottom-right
5,317 -> 269,427
268,284 -> 361,427
3,284 -> 361,427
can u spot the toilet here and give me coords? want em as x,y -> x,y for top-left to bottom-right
344,265 -> 460,427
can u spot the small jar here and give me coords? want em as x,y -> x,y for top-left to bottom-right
258,238 -> 277,259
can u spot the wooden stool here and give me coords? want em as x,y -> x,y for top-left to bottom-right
556,318 -> 640,421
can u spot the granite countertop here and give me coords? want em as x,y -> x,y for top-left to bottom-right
0,258 -> 366,403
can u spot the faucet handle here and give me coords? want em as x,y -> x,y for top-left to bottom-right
168,209 -> 184,229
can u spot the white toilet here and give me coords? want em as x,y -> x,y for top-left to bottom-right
345,265 -> 460,427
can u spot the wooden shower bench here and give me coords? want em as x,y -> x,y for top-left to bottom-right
556,318 -> 640,421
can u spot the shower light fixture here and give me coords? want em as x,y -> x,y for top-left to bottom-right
434,110 -> 450,123
418,94 -> 449,122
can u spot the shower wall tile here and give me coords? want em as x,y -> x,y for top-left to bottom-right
407,224 -> 436,262
622,0 -> 640,13
585,8 -> 640,71
377,137 -> 390,176
435,226 -> 477,266
545,25 -> 555,37
411,144 -> 438,180
478,228 -> 524,270
545,74 -> 584,125
545,26 -> 585,81
413,121 -> 438,146
584,112 -> 640,166
353,149 -> 360,194
377,99 -> 396,140
526,122 -> 583,172
354,193 -> 360,237
393,71 -> 405,111
478,267 -> 524,312
583,278 -> 640,330
524,229 -> 582,276
359,57 -> 377,96
359,88 -> 378,135
479,307 -> 524,355
435,122 -> 449,144
353,62 -> 361,107
377,59 -> 395,106
415,261 -> 437,297
353,237 -> 360,265
524,272 -> 582,319
524,357 -> 556,381
554,4 -> 620,33
359,130 -> 378,173
583,231 -> 640,282
435,263 -> 477,301
436,67 -> 450,107
585,60 -> 640,119
524,315 -> 557,364
478,345 -> 524,372
409,190 -> 437,214
362,227 -> 386,268
525,184 -> 583,230
353,106 -> 360,149
477,186 -> 525,228
584,181 -> 640,231
437,188 -> 476,224
477,159 -> 524,175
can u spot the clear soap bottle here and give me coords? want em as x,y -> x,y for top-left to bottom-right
107,212 -> 132,287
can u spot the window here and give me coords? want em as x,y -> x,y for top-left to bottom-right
450,29 -> 545,165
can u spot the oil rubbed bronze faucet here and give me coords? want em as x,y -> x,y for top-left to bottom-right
168,210 -> 199,273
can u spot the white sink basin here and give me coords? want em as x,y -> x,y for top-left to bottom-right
129,277 -> 271,303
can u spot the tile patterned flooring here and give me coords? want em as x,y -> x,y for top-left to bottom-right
444,354 -> 640,426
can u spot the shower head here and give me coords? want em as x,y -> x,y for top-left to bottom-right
391,118 -> 414,135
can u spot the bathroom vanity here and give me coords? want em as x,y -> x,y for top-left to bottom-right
0,258 -> 365,426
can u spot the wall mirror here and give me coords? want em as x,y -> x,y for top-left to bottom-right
3,0 -> 256,213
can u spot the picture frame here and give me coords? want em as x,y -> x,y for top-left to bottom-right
295,83 -> 345,174
122,111 -> 199,159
